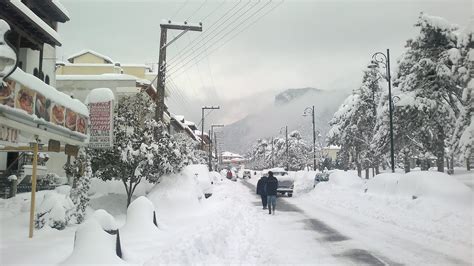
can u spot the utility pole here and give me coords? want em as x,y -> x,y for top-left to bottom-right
271,137 -> 274,167
201,106 -> 220,150
214,132 -> 218,170
155,21 -> 202,122
210,124 -> 224,171
304,106 -> 317,170
286,126 -> 289,171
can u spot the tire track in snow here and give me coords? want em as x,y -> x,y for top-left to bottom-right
242,180 -> 398,265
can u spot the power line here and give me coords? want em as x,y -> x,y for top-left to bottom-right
200,0 -> 227,22
186,0 -> 208,21
171,0 -> 190,20
166,0 -> 259,73
168,0 -> 278,78
167,0 -> 245,66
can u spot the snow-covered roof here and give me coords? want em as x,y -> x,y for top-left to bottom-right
67,49 -> 114,64
56,74 -> 137,81
9,0 -> 61,45
221,151 -> 242,158
51,0 -> 70,19
10,68 -> 88,116
122,63 -> 147,68
184,120 -> 195,126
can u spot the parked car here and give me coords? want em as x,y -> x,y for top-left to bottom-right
313,171 -> 330,187
263,168 -> 294,197
243,170 -> 251,179
185,165 -> 213,198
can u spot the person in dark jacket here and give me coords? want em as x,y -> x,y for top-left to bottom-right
256,174 -> 268,209
265,171 -> 279,215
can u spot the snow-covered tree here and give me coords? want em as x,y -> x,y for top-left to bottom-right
449,24 -> 473,171
247,131 -> 310,170
328,66 -> 382,177
174,133 -> 207,165
90,92 -> 186,207
386,13 -> 463,172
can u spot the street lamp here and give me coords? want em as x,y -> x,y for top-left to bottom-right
303,106 -> 317,170
209,124 -> 224,171
369,49 -> 395,173
279,126 -> 289,171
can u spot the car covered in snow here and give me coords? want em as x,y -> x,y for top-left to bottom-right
184,165 -> 213,198
263,168 -> 294,197
313,170 -> 331,187
242,170 -> 252,179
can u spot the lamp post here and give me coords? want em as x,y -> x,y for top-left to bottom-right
201,106 -> 220,150
210,124 -> 224,171
303,106 -> 316,170
369,49 -> 395,173
280,126 -> 289,171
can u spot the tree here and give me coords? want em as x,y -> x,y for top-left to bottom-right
328,66 -> 382,177
387,13 -> 462,172
90,92 -> 186,207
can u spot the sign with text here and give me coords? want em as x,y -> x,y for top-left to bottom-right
88,100 -> 113,148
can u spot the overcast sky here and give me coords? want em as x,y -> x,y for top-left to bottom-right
57,0 -> 471,124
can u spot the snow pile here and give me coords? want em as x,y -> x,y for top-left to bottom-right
92,209 -> 118,231
326,170 -> 363,189
89,178 -> 154,197
121,196 -> 159,237
366,171 -> 471,206
61,219 -> 125,265
182,164 -> 212,196
35,185 -> 75,230
85,87 -> 115,104
209,171 -> 224,183
292,170 -> 316,195
147,166 -> 204,214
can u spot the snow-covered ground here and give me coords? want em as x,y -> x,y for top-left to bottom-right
0,167 -> 472,265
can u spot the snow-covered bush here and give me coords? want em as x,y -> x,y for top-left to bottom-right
70,150 -> 92,224
91,209 -> 118,232
35,185 -> 75,230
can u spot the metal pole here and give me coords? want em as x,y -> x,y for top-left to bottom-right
312,106 -> 316,170
271,137 -> 274,167
387,49 -> 395,173
29,139 -> 38,238
286,126 -> 289,171
208,129 -> 212,171
214,132 -> 218,170
201,107 -> 205,150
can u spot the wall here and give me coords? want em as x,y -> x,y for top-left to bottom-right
122,66 -> 146,79
56,64 -> 118,75
71,53 -> 107,64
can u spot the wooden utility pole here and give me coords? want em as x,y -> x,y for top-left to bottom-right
201,106 -> 220,150
155,21 -> 202,122
271,137 -> 274,167
285,126 -> 289,171
29,138 -> 39,238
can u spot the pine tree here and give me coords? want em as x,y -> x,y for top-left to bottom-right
328,66 -> 382,177
90,92 -> 186,207
388,13 -> 462,172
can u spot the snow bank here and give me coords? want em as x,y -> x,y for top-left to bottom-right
292,170 -> 316,195
147,167 -> 204,215
182,164 -> 212,195
327,170 -> 363,188
61,219 -> 125,265
89,178 -> 154,197
92,209 -> 118,231
121,196 -> 159,237
366,172 -> 472,206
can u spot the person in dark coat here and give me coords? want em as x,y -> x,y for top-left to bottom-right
265,171 -> 279,215
256,174 -> 268,209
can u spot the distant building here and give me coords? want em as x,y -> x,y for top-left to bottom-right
55,50 -> 170,123
321,145 -> 340,161
221,151 -> 246,168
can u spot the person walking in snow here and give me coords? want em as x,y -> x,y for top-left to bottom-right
265,171 -> 279,215
256,174 -> 268,209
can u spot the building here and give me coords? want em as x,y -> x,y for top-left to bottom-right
0,1 -> 89,198
56,50 -> 158,101
321,145 -> 340,161
221,151 -> 246,169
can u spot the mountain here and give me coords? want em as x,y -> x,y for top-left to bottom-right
222,87 -> 349,155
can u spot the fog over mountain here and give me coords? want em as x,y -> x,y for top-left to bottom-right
221,87 -> 349,154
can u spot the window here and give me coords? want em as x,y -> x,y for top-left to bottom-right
33,68 -> 38,77
45,75 -> 50,85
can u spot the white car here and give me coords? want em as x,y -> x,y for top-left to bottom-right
263,168 -> 294,197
